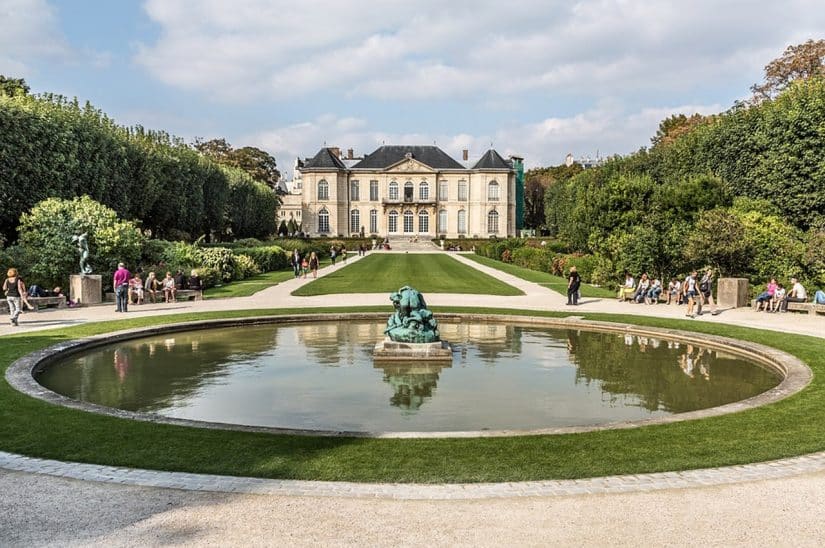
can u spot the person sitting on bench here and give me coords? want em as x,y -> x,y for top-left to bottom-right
780,277 -> 807,312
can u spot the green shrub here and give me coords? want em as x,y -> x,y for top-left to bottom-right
17,196 -> 144,287
158,240 -> 201,270
197,247 -> 235,282
564,254 -> 600,283
235,246 -> 288,272
232,254 -> 261,280
511,246 -> 552,272
194,265 -> 221,289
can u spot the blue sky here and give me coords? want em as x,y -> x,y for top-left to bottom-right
2,0 -> 823,171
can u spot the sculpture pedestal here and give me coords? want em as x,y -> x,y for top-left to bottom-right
373,338 -> 452,361
69,274 -> 102,305
717,277 -> 749,308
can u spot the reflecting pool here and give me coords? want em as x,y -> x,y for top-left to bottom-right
37,321 -> 780,432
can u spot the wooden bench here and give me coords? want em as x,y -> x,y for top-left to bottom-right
28,295 -> 67,310
106,289 -> 203,302
0,295 -> 66,313
750,298 -> 825,315
175,289 -> 203,301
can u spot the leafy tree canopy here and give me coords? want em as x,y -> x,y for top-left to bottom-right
0,75 -> 29,96
194,138 -> 281,190
751,39 -> 825,101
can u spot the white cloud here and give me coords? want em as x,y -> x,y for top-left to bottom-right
247,101 -> 723,172
135,0 -> 825,102
0,0 -> 68,74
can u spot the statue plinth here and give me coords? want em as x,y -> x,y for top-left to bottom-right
375,285 -> 452,361
69,274 -> 102,305
374,338 -> 452,361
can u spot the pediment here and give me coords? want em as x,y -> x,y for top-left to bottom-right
384,157 -> 436,173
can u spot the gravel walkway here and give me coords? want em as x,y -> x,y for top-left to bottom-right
2,251 -> 824,545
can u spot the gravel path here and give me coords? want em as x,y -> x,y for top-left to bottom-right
2,251 -> 824,545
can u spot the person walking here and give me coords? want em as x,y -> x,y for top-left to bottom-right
566,266 -> 581,305
330,245 -> 337,266
113,262 -> 131,313
3,268 -> 26,326
309,251 -> 319,278
684,270 -> 699,318
341,244 -> 348,263
290,249 -> 302,278
698,268 -> 719,315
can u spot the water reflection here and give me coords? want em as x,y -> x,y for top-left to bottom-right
38,321 -> 780,431
374,363 -> 451,410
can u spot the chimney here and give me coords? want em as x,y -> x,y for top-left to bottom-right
330,147 -> 341,158
347,148 -> 354,160
462,149 -> 469,161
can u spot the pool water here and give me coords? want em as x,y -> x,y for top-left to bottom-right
37,321 -> 780,432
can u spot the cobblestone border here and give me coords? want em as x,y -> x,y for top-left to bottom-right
5,313 -> 811,438
4,448 -> 825,499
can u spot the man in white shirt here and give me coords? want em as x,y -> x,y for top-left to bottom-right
780,277 -> 807,312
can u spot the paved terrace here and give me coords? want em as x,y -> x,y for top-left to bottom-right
2,250 -> 825,545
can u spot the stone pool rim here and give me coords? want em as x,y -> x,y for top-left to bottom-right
6,313 -> 811,439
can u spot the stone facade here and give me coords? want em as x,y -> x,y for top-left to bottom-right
280,145 -> 518,238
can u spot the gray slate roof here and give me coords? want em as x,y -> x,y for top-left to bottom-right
352,145 -> 465,170
303,148 -> 347,170
472,149 -> 512,170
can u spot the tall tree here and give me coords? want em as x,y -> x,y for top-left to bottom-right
0,75 -> 29,96
233,146 -> 281,190
193,138 -> 281,190
751,39 -> 825,101
650,113 -> 707,148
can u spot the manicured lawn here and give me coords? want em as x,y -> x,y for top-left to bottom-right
291,253 -> 523,296
465,254 -> 616,298
204,270 -> 294,299
0,307 -> 823,483
204,259 -> 333,299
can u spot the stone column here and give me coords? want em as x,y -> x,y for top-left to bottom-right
717,277 -> 749,308
69,274 -> 102,305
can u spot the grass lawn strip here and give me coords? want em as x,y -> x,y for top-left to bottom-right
464,254 -> 616,298
1,307 -> 823,483
291,254 -> 523,296
204,259 -> 334,299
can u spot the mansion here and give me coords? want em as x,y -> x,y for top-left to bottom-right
280,145 -> 523,238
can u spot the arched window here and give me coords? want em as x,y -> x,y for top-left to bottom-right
487,210 -> 499,234
317,179 -> 329,201
458,180 -> 468,201
350,209 -> 360,234
404,181 -> 414,202
438,209 -> 448,233
418,211 -> 429,233
403,210 -> 414,233
388,210 -> 399,233
457,209 -> 467,234
369,209 -> 378,234
487,180 -> 499,201
419,181 -> 429,200
389,181 -> 399,201
318,208 -> 330,233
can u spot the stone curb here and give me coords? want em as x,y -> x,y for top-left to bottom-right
4,449 -> 825,499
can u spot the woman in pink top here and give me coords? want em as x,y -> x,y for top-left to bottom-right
754,278 -> 777,312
